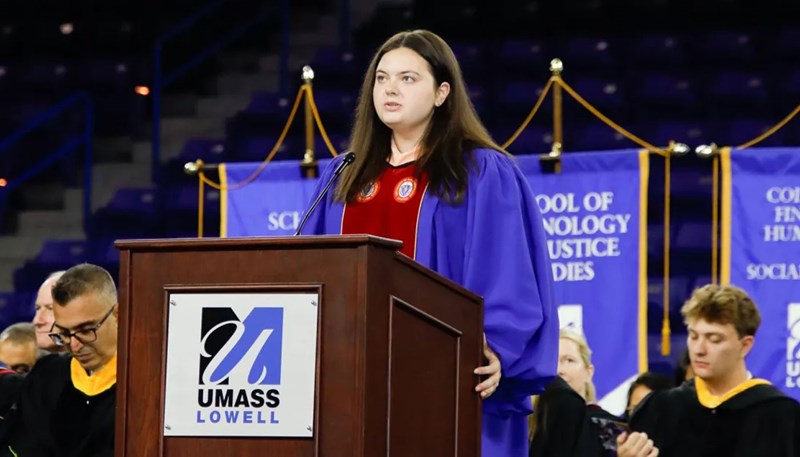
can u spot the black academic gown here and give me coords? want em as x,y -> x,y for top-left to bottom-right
629,379 -> 800,457
0,354 -> 115,457
530,377 -> 621,457
0,369 -> 23,420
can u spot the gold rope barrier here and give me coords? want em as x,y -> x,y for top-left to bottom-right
196,83 -> 309,191
555,78 -> 670,157
306,84 -> 340,158
501,77 -> 555,149
662,152 -> 671,356
736,103 -> 800,149
198,174 -> 205,238
553,77 -> 563,151
711,155 -> 720,284
303,67 -> 316,167
501,71 -> 670,156
193,74 -> 344,234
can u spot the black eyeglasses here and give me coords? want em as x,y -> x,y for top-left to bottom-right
48,305 -> 116,346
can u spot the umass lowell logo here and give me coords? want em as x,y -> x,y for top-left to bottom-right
200,307 -> 284,386
163,294 -> 318,435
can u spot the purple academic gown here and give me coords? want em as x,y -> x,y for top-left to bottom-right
300,148 -> 558,456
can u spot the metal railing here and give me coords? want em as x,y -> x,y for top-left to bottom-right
0,92 -> 93,233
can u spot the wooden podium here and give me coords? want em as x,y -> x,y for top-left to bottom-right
114,235 -> 483,457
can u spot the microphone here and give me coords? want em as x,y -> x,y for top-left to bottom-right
294,151 -> 356,236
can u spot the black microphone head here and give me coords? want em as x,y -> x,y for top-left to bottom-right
343,151 -> 356,164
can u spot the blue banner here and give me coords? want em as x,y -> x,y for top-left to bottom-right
520,150 -> 649,415
220,159 -> 331,237
721,147 -> 800,400
220,151 -> 649,415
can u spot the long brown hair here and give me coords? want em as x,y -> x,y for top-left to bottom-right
335,29 -> 505,204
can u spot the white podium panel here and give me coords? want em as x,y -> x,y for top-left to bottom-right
163,292 -> 319,437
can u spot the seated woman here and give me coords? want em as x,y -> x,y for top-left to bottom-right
530,329 -> 624,456
674,349 -> 694,386
625,371 -> 674,420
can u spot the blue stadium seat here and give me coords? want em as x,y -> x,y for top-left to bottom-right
698,31 -> 756,66
570,76 -> 626,110
91,188 -> 161,238
498,81 -> 548,109
628,33 -> 688,68
720,119 -> 789,147
0,292 -> 34,330
309,47 -> 362,91
502,126 -> 553,155
246,92 -> 294,116
559,36 -> 617,73
781,68 -> 800,100
652,121 -> 711,146
227,135 -> 299,162
497,40 -> 550,79
178,138 -> 227,163
569,123 -> 630,152
450,42 -> 485,82
708,71 -> 769,103
637,72 -> 698,112
773,27 -> 800,62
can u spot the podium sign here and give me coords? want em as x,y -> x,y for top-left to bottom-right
163,293 -> 319,437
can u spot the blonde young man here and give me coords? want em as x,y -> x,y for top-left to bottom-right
618,284 -> 800,457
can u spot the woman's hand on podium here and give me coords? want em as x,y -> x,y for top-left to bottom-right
474,334 -> 502,399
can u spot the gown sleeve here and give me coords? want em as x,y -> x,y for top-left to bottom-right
462,149 -> 559,414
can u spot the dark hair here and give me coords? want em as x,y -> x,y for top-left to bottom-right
675,349 -> 692,385
681,283 -> 761,337
52,263 -> 117,308
630,372 -> 673,395
625,371 -> 673,418
336,29 -> 505,204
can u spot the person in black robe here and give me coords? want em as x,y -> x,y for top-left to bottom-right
529,376 -> 586,456
530,330 -> 627,457
0,353 -> 116,457
623,371 -> 674,421
618,284 -> 800,457
0,365 -> 23,422
0,264 -> 118,457
624,376 -> 800,457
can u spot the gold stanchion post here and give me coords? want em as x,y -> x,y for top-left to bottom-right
540,59 -> 563,173
300,65 -> 319,178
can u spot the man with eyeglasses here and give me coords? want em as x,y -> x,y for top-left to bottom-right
0,263 -> 118,457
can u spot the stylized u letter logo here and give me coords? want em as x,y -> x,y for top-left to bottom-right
200,308 -> 284,385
